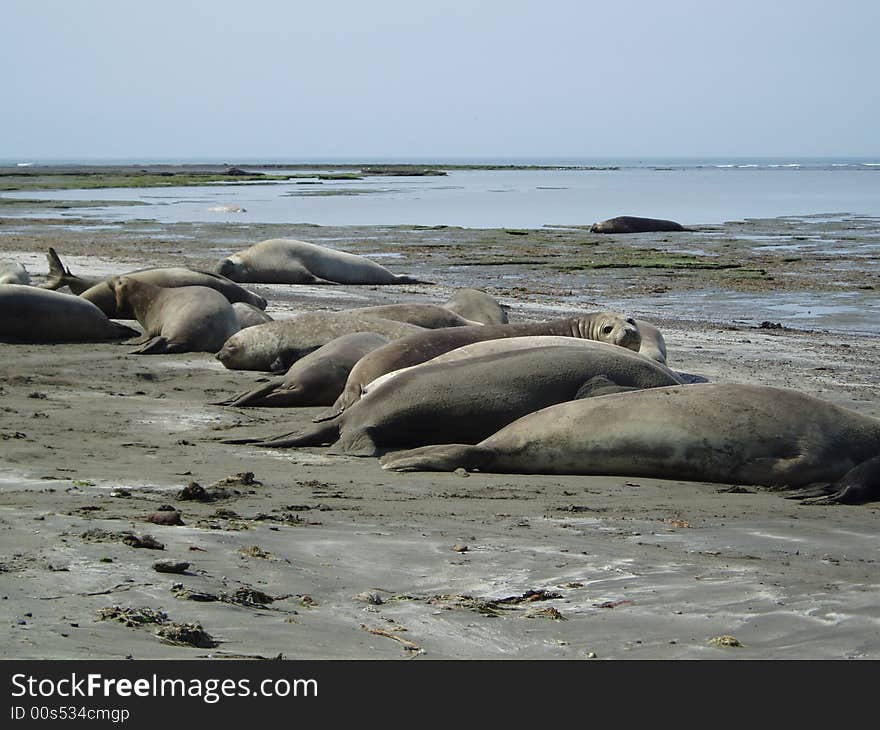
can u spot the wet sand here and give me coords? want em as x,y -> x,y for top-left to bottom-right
0,213 -> 878,659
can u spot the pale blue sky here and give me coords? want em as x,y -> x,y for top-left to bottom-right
2,0 -> 877,161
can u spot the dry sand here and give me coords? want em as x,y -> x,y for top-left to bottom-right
0,213 -> 878,660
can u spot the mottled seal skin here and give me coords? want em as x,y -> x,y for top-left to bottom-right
0,284 -> 138,342
380,383 -> 880,504
220,332 -> 390,408
319,312 -> 641,420
346,303 -> 480,328
227,343 -> 680,455
215,238 -> 428,285
589,216 -> 693,234
112,277 -> 240,354
232,302 -> 273,330
0,261 -> 30,285
43,248 -> 267,317
362,334 -> 682,395
216,312 -> 424,372
442,288 -> 508,325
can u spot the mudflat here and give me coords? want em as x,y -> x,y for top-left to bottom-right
1,211 -> 878,659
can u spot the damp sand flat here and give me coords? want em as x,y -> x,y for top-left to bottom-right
0,215 -> 879,660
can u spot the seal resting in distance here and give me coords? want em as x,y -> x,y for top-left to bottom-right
590,216 -> 693,234
42,248 -> 267,318
380,383 -> 880,504
111,277 -> 240,354
215,238 -> 428,285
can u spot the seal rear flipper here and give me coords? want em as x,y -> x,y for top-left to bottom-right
250,417 -> 341,448
787,455 -> 880,505
393,275 -> 433,285
129,336 -> 184,355
215,378 -> 285,407
380,444 -> 492,472
40,247 -> 73,291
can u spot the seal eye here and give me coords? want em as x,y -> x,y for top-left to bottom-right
602,325 -> 614,335
626,318 -> 636,326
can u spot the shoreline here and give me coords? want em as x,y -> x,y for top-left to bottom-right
1,212 -> 879,659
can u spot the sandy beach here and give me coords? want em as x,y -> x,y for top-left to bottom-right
1,209 -> 879,660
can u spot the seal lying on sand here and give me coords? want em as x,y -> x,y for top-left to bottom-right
220,332 -> 390,408
590,216 -> 693,234
0,285 -> 138,342
318,312 -> 641,420
442,288 -> 508,325
345,303 -> 480,328
215,238 -> 428,285
111,277 -> 240,354
361,334 -> 682,396
43,248 -> 267,318
228,343 -> 679,455
0,261 -> 30,285
380,383 -> 880,504
216,312 -> 424,372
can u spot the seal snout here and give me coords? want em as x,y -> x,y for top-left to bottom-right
614,318 -> 642,351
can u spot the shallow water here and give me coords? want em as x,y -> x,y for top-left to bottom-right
4,165 -> 880,228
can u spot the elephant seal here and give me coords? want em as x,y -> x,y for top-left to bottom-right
379,383 -> 880,504
442,288 -> 508,325
345,303 -> 479,328
232,302 -> 273,330
362,334 -> 682,396
216,312 -> 424,372
0,285 -> 138,342
590,216 -> 693,234
220,331 -> 389,408
43,249 -> 267,317
0,261 -> 30,285
318,312 -> 641,420
215,238 -> 428,285
111,277 -> 240,354
634,319 -> 668,364
227,343 -> 680,455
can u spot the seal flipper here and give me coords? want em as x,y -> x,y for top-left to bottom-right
215,378 -> 285,407
787,455 -> 880,505
380,444 -> 493,472
242,417 -> 342,449
129,336 -> 186,355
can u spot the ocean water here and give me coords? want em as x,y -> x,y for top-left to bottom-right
3,158 -> 879,228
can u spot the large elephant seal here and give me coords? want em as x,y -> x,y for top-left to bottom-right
346,303 -> 480,328
220,331 -> 390,408
442,288 -> 508,325
43,249 -> 267,317
0,261 -> 30,285
318,312 -> 641,420
590,216 -> 693,234
226,343 -> 680,455
362,334 -> 682,396
0,285 -> 138,342
216,312 -> 424,372
380,383 -> 880,504
111,277 -> 240,354
215,239 -> 428,285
